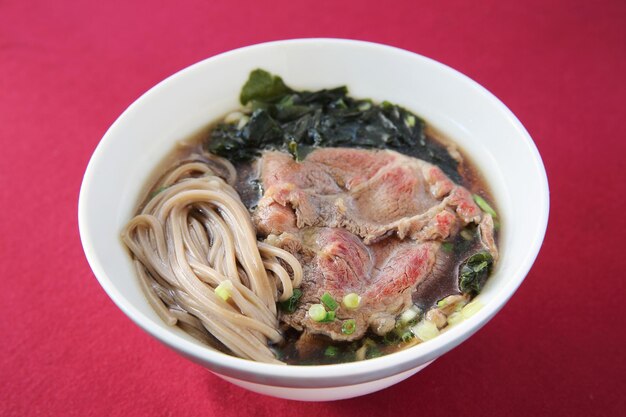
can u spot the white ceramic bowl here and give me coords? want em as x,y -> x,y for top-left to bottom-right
78,39 -> 549,401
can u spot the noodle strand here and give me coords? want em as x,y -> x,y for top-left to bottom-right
121,160 -> 302,363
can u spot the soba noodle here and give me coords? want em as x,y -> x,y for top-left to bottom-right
122,156 -> 302,363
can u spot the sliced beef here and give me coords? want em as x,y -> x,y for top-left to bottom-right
254,148 -> 484,244
252,148 -> 497,341
272,228 -> 439,341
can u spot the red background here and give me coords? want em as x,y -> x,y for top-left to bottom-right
1,0 -> 624,416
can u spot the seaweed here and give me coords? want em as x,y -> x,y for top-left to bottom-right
206,69 -> 461,181
458,251 -> 494,295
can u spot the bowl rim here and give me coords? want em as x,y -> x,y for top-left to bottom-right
78,38 -> 549,386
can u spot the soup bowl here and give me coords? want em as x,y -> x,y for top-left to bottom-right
78,39 -> 549,401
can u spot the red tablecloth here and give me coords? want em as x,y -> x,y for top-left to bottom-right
1,0 -> 624,415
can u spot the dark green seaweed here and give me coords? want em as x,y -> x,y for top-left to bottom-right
458,251 -> 494,295
206,69 -> 461,182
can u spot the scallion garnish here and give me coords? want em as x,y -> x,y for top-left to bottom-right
214,280 -> 234,301
400,306 -> 420,324
324,346 -> 339,357
308,304 -> 327,322
342,293 -> 361,310
447,312 -> 463,326
411,320 -> 439,341
342,319 -> 356,335
461,300 -> 483,319
320,310 -> 336,322
473,194 -> 497,218
321,292 -> 339,311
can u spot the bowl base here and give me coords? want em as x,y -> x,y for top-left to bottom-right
216,360 -> 434,401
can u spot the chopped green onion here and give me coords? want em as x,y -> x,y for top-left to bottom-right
441,242 -> 454,252
342,293 -> 361,310
473,194 -> 497,218
320,310 -> 336,322
215,280 -> 234,301
400,306 -> 420,324
308,304 -> 327,322
447,312 -> 463,326
437,295 -> 456,308
436,295 -> 467,313
324,346 -> 339,357
401,331 -> 414,342
411,320 -> 439,341
461,300 -> 483,319
342,319 -> 356,335
278,288 -> 302,313
405,114 -> 416,128
321,292 -> 339,311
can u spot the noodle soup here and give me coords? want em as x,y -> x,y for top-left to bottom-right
122,70 -> 499,364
